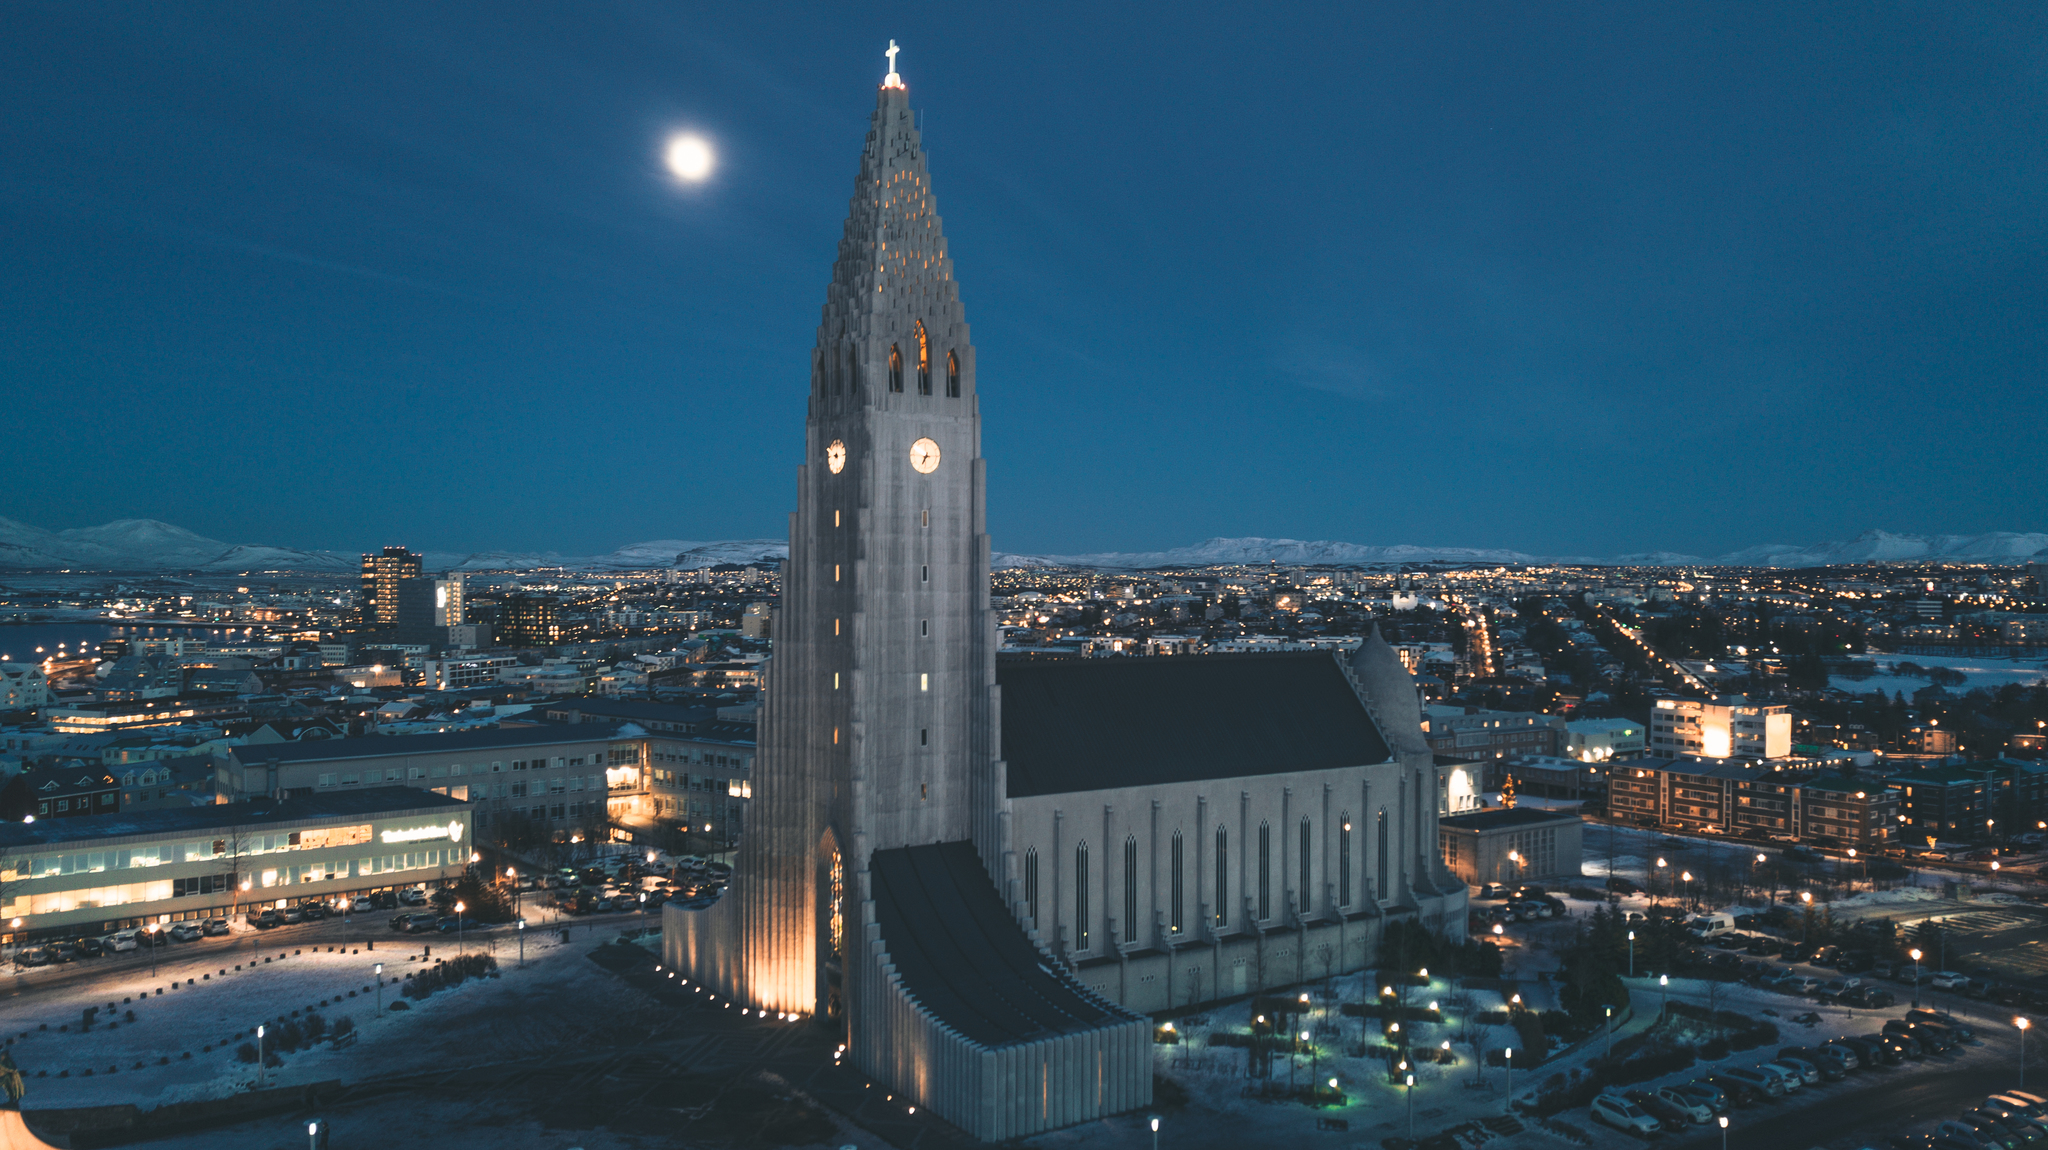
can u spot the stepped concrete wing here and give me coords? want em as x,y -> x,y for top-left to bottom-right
869,841 -> 1122,1045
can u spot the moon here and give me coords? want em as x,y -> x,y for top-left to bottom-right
665,134 -> 714,182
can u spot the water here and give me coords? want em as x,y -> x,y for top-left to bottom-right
0,622 -> 263,663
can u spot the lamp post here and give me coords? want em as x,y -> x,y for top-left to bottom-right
517,919 -> 526,967
146,923 -> 160,976
1910,949 -> 1922,1009
7,917 -> 19,970
257,1024 -> 267,1089
1605,1005 -> 1614,1061
307,1120 -> 320,1150
2020,1017 -> 2032,1090
1504,1047 -> 1512,1114
1628,930 -> 1636,978
1754,853 -> 1767,904
1681,871 -> 1694,913
1406,1072 -> 1416,1139
374,962 -> 384,1018
1150,1116 -> 1159,1150
1654,858 -> 1667,909
1304,1030 -> 1318,1092
1659,974 -> 1669,1018
454,901 -> 465,955
507,867 -> 520,922
1719,1114 -> 1729,1150
1800,891 -> 1813,944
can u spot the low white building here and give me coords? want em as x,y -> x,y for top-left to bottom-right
1565,717 -> 1647,761
1,664 -> 48,710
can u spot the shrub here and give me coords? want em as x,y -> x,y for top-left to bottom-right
1700,1037 -> 1730,1060
389,1000 -> 410,1011
236,1043 -> 258,1064
278,1021 -> 303,1052
331,1016 -> 353,1037
303,1014 -> 327,1041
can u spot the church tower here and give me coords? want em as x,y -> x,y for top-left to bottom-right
666,47 -> 1149,1140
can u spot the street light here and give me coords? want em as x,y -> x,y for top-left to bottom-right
374,962 -> 384,1018
1503,1047 -> 1513,1114
1150,1116 -> 1159,1150
1605,1005 -> 1614,1060
257,1024 -> 267,1089
454,901 -> 466,954
1406,1072 -> 1416,1139
1627,930 -> 1636,978
517,919 -> 526,967
1910,949 -> 1923,1009
2020,1017 -> 2032,1090
1659,974 -> 1669,1017
1681,871 -> 1694,912
1719,1114 -> 1729,1150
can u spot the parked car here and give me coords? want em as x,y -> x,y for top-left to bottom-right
1715,1066 -> 1786,1098
1818,1039 -> 1863,1071
281,907 -> 305,924
1955,1118 -> 2024,1150
399,888 -> 429,907
1909,1010 -> 1975,1040
70,936 -> 105,958
1648,1087 -> 1713,1124
16,947 -> 50,967
1629,1089 -> 1696,1128
103,929 -> 141,951
1756,1062 -> 1808,1092
1988,1097 -> 2048,1123
1770,1057 -> 1824,1086
1591,1094 -> 1662,1135
1931,971 -> 1969,991
435,915 -> 461,933
167,923 -> 203,942
1779,1047 -> 1846,1080
202,918 -> 231,936
251,910 -> 281,930
1967,1112 -> 2048,1147
301,903 -> 329,921
1674,1081 -> 1731,1114
1847,986 -> 1898,1009
1776,975 -> 1822,995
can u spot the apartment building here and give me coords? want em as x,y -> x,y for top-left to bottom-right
1649,697 -> 1792,759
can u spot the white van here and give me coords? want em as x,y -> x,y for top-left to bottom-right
1685,912 -> 1736,939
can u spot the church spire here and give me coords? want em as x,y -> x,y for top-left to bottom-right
810,48 -> 972,408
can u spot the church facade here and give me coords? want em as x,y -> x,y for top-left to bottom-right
664,54 -> 1464,1142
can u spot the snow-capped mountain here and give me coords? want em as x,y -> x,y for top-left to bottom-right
2,518 -> 2041,572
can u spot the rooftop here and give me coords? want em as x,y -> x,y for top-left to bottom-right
0,787 -> 468,850
225,724 -> 628,766
996,651 -> 1392,799
1440,807 -> 1582,832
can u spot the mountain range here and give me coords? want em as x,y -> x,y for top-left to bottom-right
1,518 -> 2043,573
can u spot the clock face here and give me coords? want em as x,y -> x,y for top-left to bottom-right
825,439 -> 846,475
909,437 -> 941,474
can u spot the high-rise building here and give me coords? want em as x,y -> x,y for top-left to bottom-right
358,547 -> 422,626
434,573 -> 464,627
498,595 -> 561,648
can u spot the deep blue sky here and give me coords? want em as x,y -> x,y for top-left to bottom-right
4,4 -> 2044,558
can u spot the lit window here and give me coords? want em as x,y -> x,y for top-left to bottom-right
889,345 -> 903,392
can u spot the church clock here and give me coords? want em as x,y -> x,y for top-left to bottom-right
826,439 -> 846,474
908,437 -> 940,473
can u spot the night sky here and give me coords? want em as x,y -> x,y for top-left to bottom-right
4,4 -> 2043,559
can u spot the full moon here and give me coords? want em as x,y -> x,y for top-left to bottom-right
666,134 -> 714,182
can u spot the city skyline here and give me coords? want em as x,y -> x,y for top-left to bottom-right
5,5 -> 2044,558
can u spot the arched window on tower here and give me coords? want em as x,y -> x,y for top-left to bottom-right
1214,826 -> 1229,928
1299,815 -> 1312,916
1257,820 -> 1271,921
1376,808 -> 1390,902
1123,835 -> 1137,945
1075,843 -> 1091,950
1024,847 -> 1039,928
945,350 -> 959,397
1339,814 -> 1352,907
915,321 -> 931,395
889,344 -> 903,392
1170,829 -> 1184,935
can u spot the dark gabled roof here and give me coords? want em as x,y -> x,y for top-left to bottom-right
0,787 -> 468,849
869,841 -> 1132,1048
996,651 -> 1391,799
1440,807 -> 1582,832
226,724 -> 627,766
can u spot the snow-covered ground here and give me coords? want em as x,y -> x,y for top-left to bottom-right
1833,653 -> 2048,696
0,922 -> 598,1110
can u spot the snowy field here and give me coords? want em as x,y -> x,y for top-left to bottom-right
1832,653 -> 2048,696
0,922 -> 594,1110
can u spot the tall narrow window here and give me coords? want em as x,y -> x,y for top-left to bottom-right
915,320 -> 931,394
1024,847 -> 1040,927
1123,835 -> 1137,943
1376,808 -> 1390,902
844,344 -> 856,395
829,847 -> 845,959
1214,827 -> 1229,927
889,344 -> 903,392
1257,820 -> 1271,920
1298,815 -> 1312,914
946,349 -> 959,397
1170,830 -> 1184,934
1076,843 -> 1090,950
1339,816 -> 1352,907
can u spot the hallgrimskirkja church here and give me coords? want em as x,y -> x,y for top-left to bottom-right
663,48 -> 1468,1141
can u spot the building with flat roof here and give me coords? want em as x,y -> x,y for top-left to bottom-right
1565,718 -> 1647,762
1438,807 -> 1583,887
0,787 -> 469,943
1608,758 -> 1899,846
1650,697 -> 1792,760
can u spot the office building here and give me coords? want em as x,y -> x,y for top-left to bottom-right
1650,697 -> 1792,759
498,595 -> 562,648
358,546 -> 423,627
1438,807 -> 1583,887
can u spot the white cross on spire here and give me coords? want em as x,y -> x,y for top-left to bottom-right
884,40 -> 903,89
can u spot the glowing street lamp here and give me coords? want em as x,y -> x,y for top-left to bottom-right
1910,948 -> 1923,1008
1659,973 -> 1669,1017
1627,929 -> 1636,977
2020,1017 -> 2032,1090
1719,1114 -> 1729,1150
